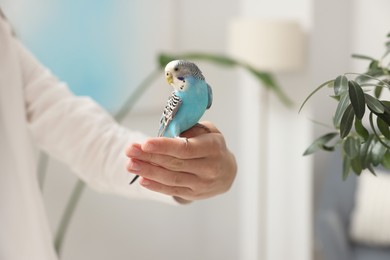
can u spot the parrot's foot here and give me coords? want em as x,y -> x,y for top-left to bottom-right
193,123 -> 211,133
176,136 -> 189,146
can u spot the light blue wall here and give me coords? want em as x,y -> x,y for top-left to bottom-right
5,1 -> 143,113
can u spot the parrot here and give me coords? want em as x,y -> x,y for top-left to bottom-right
129,59 -> 213,184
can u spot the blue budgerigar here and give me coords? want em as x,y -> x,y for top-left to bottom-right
158,60 -> 213,137
129,60 -> 213,184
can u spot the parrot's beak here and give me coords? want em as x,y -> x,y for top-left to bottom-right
166,72 -> 173,85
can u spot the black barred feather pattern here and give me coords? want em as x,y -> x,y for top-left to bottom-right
175,60 -> 205,81
158,91 -> 182,137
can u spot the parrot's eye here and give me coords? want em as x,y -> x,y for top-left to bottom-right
174,67 -> 179,72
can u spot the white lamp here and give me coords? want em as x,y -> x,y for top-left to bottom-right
228,18 -> 305,72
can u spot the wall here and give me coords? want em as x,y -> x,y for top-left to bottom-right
5,0 -> 388,259
235,0 -> 313,259
307,0 -> 352,258
351,0 -> 390,69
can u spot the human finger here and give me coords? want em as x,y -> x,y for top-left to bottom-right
127,142 -> 208,173
127,158 -> 200,187
141,132 -> 226,160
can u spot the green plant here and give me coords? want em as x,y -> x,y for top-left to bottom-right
300,32 -> 390,180
40,52 -> 291,255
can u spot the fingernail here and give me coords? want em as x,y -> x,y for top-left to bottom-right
140,178 -> 150,186
129,160 -> 141,171
128,146 -> 142,157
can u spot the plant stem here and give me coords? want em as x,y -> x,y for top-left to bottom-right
298,79 -> 334,113
54,180 -> 85,255
114,69 -> 161,121
344,72 -> 390,88
37,153 -> 49,190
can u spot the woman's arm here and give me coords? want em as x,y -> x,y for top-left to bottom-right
15,39 -> 177,203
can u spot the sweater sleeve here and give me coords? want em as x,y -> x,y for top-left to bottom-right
15,39 -> 177,205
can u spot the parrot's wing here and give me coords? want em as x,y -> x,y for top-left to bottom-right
158,92 -> 182,137
206,83 -> 213,109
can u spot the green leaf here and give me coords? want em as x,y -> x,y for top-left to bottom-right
334,75 -> 348,96
321,144 -> 337,152
382,151 -> 390,169
371,139 -> 387,166
348,80 -> 366,119
343,136 -> 360,158
303,132 -> 338,156
381,101 -> 390,110
360,135 -> 374,169
352,54 -> 375,60
369,60 -> 380,70
367,69 -> 385,79
351,156 -> 362,175
374,85 -> 383,98
351,54 -> 376,61
329,95 -> 341,101
367,164 -> 377,176
246,68 -> 293,106
377,117 -> 390,139
158,53 -> 238,68
354,71 -> 388,85
371,101 -> 390,127
333,93 -> 350,128
299,79 -> 334,113
340,104 -> 355,138
342,156 -> 351,180
355,119 -> 369,141
369,112 -> 390,150
365,94 -> 385,114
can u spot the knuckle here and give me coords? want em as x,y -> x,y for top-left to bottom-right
194,177 -> 215,195
205,162 -> 221,180
209,136 -> 226,155
167,157 -> 184,171
194,178 -> 208,191
171,172 -> 182,186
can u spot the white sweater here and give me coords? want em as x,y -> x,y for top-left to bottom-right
0,16 -> 175,260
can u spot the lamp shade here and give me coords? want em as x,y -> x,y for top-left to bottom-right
228,18 -> 305,72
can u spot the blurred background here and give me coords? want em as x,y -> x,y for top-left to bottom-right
1,0 -> 390,259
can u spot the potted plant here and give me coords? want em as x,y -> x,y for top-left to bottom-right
300,32 -> 390,180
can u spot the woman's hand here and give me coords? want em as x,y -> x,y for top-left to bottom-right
125,121 -> 237,203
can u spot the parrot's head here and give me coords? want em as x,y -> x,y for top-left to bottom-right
165,60 -> 205,91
